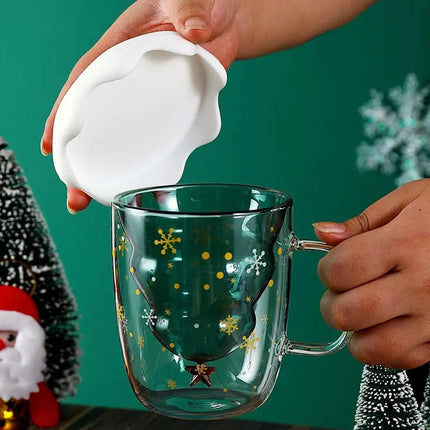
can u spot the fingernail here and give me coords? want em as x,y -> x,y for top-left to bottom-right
40,136 -> 48,156
67,201 -> 77,215
184,17 -> 207,30
312,222 -> 346,234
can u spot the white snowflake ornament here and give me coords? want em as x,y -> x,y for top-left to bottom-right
357,74 -> 430,186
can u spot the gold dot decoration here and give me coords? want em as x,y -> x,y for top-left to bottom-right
130,267 -> 135,273
169,342 -> 175,348
135,289 -> 140,295
224,252 -> 233,261
277,247 -> 283,256
268,279 -> 274,287
129,332 -> 133,338
202,251 -> 210,260
203,284 -> 210,291
216,272 -> 224,280
174,283 -> 180,290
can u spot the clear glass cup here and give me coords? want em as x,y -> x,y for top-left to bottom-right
112,184 -> 347,419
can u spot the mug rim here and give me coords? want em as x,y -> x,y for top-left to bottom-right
112,183 -> 292,216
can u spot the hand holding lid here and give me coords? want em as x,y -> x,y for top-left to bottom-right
52,31 -> 226,205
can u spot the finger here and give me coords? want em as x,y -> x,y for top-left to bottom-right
67,188 -> 92,213
166,0 -> 215,44
348,316 -> 430,369
317,225 -> 398,292
320,271 -> 411,332
313,180 -> 424,244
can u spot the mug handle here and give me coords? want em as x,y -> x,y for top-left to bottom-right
279,234 -> 348,357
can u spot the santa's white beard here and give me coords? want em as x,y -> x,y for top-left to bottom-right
0,312 -> 46,401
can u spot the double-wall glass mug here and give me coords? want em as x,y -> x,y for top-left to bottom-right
112,184 -> 347,419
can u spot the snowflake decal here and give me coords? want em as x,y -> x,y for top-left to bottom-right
220,315 -> 239,335
142,309 -> 158,326
117,304 -> 128,330
118,235 -> 129,257
167,380 -> 177,389
137,336 -> 145,348
245,249 -> 267,276
357,74 -> 430,186
240,332 -> 259,354
154,228 -> 181,255
193,224 -> 214,248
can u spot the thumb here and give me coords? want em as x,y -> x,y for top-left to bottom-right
312,181 -> 422,245
169,0 -> 215,44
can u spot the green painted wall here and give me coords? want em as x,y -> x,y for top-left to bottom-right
0,1 -> 429,428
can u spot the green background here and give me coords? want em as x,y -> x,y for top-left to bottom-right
0,1 -> 429,428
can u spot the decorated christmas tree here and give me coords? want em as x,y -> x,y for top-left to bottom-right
354,365 -> 424,429
0,138 -> 80,399
421,374 -> 430,429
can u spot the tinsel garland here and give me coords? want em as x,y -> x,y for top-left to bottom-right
0,138 -> 80,398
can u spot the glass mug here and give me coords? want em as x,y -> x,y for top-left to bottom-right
112,184 -> 347,420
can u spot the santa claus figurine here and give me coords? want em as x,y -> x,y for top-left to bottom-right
0,286 -> 60,429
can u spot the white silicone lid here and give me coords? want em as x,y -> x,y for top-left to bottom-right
52,31 -> 227,205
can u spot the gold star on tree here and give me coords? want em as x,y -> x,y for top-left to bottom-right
185,363 -> 216,387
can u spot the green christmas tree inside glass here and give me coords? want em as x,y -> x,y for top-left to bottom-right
112,184 -> 346,419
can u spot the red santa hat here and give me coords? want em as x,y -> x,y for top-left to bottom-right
0,285 -> 43,347
0,285 -> 40,322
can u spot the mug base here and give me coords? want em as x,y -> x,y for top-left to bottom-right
134,387 -> 265,420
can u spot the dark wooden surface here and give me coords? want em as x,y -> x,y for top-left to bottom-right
29,404 -> 328,430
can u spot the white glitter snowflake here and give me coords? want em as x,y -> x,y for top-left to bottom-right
142,309 -> 158,326
357,74 -> 430,186
245,249 -> 266,276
